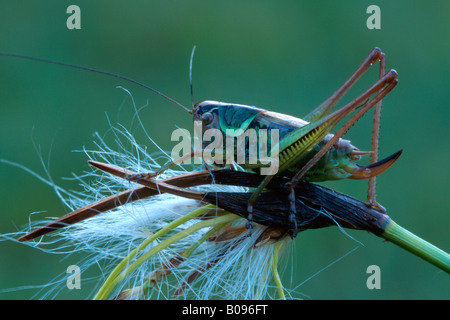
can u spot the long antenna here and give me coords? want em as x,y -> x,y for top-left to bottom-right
189,46 -> 197,109
0,52 -> 192,114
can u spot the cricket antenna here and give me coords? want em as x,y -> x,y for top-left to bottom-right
0,52 -> 192,114
189,45 -> 197,109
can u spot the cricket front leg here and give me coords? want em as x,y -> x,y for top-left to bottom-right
127,150 -> 202,181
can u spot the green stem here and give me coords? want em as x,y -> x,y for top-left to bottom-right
272,240 -> 286,300
382,220 -> 450,273
93,204 -> 217,300
142,222 -> 228,294
96,213 -> 239,300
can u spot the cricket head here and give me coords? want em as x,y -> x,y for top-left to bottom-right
192,100 -> 222,131
193,100 -> 264,135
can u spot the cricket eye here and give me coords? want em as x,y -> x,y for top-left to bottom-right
201,112 -> 213,125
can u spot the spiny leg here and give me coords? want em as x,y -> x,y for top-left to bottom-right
304,47 -> 384,122
246,68 -> 398,235
290,75 -> 398,184
286,70 -> 398,231
367,52 -> 386,211
307,49 -> 390,212
287,187 -> 298,237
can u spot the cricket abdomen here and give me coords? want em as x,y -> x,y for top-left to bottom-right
253,110 -> 361,181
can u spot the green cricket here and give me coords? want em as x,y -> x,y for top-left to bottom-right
3,47 -> 402,237
3,48 -> 448,277
136,47 -> 400,236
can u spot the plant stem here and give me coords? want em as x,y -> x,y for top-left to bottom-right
382,220 -> 450,273
142,222 -> 228,294
93,204 -> 217,300
272,240 -> 286,300
95,212 -> 239,299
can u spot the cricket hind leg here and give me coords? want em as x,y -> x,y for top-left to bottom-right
310,49 -> 390,212
304,47 -> 384,122
285,68 -> 398,233
366,52 -> 386,212
246,51 -> 397,235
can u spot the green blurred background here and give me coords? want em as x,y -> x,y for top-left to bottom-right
0,0 -> 448,299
